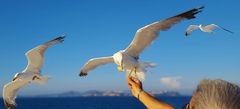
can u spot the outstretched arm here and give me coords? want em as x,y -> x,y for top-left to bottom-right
127,77 -> 175,109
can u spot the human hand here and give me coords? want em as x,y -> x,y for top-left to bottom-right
127,77 -> 143,98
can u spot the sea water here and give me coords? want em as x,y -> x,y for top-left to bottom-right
0,96 -> 190,109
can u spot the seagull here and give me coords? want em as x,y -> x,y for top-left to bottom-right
185,24 -> 234,36
79,6 -> 204,80
3,36 -> 65,109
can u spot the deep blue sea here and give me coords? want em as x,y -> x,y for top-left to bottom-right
0,96 -> 190,109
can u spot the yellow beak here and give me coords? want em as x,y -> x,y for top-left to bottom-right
117,63 -> 124,72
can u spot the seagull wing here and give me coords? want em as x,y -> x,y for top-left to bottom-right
204,24 -> 219,31
206,24 -> 234,34
185,25 -> 199,36
80,56 -> 114,76
24,36 -> 65,73
3,79 -> 29,109
124,6 -> 203,57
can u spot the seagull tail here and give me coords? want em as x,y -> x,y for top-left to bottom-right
139,62 -> 157,68
33,75 -> 50,85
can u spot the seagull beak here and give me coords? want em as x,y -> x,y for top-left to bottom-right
117,62 -> 124,72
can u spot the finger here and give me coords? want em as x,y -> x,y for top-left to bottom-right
128,83 -> 132,89
132,77 -> 141,84
135,79 -> 141,84
128,77 -> 134,84
127,77 -> 131,82
128,83 -> 132,87
127,78 -> 133,86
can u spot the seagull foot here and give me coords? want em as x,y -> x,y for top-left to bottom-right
134,67 -> 137,75
134,67 -> 139,79
118,67 -> 124,72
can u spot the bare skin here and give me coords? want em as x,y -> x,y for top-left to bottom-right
127,77 -> 175,109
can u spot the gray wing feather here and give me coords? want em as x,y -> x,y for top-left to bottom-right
24,36 -> 65,73
80,56 -> 114,76
3,79 -> 29,109
124,6 -> 204,57
204,24 -> 218,30
185,25 -> 199,36
206,24 -> 234,34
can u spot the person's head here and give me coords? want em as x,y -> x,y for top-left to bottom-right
186,79 -> 240,109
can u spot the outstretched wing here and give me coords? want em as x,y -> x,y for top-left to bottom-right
24,36 -> 65,73
185,25 -> 199,36
206,24 -> 234,34
3,79 -> 29,109
124,6 -> 204,58
80,56 -> 114,76
204,24 -> 219,31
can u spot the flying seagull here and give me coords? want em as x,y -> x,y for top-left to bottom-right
185,24 -> 234,36
3,36 -> 65,109
79,6 -> 204,80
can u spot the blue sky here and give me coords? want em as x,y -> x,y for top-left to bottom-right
0,0 -> 239,96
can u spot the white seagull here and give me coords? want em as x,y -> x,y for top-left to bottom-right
79,7 -> 204,80
185,24 -> 234,36
3,36 -> 65,109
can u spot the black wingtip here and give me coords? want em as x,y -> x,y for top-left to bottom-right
79,71 -> 87,77
4,100 -> 16,109
176,6 -> 204,20
218,26 -> 234,34
197,5 -> 205,9
57,35 -> 65,43
51,35 -> 65,43
60,35 -> 66,39
185,32 -> 189,37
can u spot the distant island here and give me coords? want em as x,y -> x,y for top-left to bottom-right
35,90 -> 181,97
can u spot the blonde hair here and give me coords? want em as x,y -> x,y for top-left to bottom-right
191,79 -> 240,109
